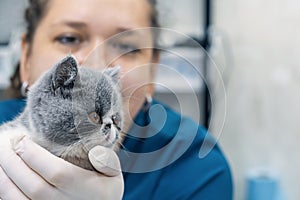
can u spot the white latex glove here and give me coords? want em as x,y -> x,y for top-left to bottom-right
0,135 -> 124,200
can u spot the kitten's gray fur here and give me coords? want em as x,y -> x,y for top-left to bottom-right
0,56 -> 123,170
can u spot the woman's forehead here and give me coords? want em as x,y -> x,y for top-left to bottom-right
44,0 -> 152,30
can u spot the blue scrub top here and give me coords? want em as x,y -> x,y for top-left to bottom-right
0,99 -> 233,200
0,98 -> 26,124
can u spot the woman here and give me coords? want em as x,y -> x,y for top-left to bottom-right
0,0 -> 233,199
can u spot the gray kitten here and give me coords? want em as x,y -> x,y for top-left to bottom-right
0,56 -> 123,170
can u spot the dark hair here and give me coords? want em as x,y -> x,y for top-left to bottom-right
24,0 -> 50,43
148,0 -> 161,56
149,0 -> 159,28
6,0 -> 160,99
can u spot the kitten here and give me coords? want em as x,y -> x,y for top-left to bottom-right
0,56 -> 123,170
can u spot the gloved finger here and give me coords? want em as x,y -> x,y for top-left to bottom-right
0,145 -> 56,200
88,145 -> 122,176
0,166 -> 29,200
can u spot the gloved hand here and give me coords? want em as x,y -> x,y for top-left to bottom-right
0,135 -> 124,200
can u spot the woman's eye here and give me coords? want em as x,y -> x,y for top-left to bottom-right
89,112 -> 102,124
112,115 -> 121,131
109,42 -> 141,55
55,35 -> 81,45
119,43 -> 137,52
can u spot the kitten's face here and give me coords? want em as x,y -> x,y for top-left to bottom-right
26,56 -> 123,155
71,67 -> 123,150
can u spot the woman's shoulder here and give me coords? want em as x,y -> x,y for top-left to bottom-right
152,100 -> 207,141
157,101 -> 231,167
128,99 -> 227,158
0,98 -> 26,125
161,101 -> 233,197
121,100 -> 233,199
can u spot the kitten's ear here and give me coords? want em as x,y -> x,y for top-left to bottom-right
104,66 -> 120,84
51,55 -> 78,98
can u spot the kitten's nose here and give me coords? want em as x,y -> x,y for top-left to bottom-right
105,123 -> 111,130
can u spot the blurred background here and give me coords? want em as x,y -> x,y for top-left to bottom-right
1,0 -> 300,199
214,0 -> 300,199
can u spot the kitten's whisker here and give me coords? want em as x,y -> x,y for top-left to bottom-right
74,119 -> 83,132
62,140 -> 82,156
79,140 -> 89,154
117,141 -> 126,150
121,131 -> 145,143
117,141 -> 130,157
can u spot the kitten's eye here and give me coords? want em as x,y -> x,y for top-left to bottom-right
112,115 -> 120,125
89,112 -> 101,124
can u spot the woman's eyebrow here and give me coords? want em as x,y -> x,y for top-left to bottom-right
114,28 -> 148,38
51,21 -> 88,29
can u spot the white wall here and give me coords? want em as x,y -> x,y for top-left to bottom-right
0,0 -> 27,43
213,0 -> 300,199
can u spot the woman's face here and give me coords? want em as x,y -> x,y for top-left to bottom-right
21,0 -> 158,130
